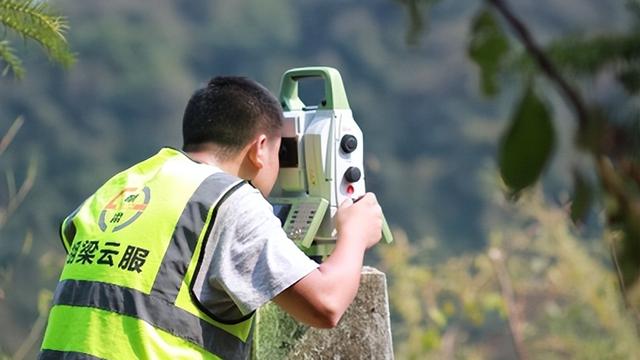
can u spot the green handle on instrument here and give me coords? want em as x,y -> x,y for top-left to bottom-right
382,216 -> 393,244
279,67 -> 351,111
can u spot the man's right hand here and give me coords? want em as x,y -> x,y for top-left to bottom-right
335,192 -> 383,249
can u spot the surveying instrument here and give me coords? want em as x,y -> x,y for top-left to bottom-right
269,67 -> 393,260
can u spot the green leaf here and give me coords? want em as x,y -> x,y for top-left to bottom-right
0,40 -> 25,78
37,289 -> 53,315
427,306 -> 447,327
570,172 -> 593,224
0,0 -> 75,71
498,84 -> 555,193
420,328 -> 441,350
395,0 -> 442,46
468,8 -> 510,96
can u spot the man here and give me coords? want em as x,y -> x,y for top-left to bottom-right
40,76 -> 383,359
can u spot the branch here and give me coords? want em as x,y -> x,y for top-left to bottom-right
11,310 -> 47,360
487,0 -> 640,322
488,248 -> 528,360
605,228 -> 640,331
0,116 -> 23,156
0,0 -> 75,68
0,156 -> 36,228
486,0 -> 590,131
0,39 -> 24,78
0,117 -> 36,229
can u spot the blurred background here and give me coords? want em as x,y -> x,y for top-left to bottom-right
1,0 -> 640,358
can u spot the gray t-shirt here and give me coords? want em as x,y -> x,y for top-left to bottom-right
193,182 -> 319,322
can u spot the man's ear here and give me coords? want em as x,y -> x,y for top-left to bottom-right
247,134 -> 268,170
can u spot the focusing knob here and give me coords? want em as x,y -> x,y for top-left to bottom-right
344,167 -> 361,183
340,135 -> 358,153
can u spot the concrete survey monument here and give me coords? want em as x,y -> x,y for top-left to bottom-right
252,267 -> 394,360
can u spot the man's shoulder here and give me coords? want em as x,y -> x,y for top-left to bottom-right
221,183 -> 270,213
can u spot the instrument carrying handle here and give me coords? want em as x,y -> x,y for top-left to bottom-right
279,67 -> 351,111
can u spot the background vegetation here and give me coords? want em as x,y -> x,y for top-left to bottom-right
1,0 -> 639,358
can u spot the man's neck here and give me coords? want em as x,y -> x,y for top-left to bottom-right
186,150 -> 242,177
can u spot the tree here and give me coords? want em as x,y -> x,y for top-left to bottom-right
399,0 -> 640,319
0,1 -> 73,357
0,0 -> 74,78
382,187 -> 640,358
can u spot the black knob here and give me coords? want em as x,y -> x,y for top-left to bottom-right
340,135 -> 358,153
344,167 -> 361,182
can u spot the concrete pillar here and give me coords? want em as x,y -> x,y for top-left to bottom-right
252,266 -> 394,360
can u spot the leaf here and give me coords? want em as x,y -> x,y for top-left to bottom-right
468,8 -> 510,96
0,40 -> 25,78
0,0 -> 75,71
570,172 -> 593,224
498,84 -> 555,193
395,0 -> 442,46
427,306 -> 447,327
37,289 -> 53,315
545,33 -> 640,77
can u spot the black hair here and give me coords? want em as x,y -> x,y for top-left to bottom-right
182,76 -> 283,158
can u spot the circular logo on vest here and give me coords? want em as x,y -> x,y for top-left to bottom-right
98,186 -> 151,232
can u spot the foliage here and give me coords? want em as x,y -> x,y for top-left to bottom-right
0,0 -> 636,358
382,186 -> 640,359
481,0 -> 640,317
0,2 -> 74,357
401,0 -> 640,317
0,0 -> 74,78
0,119 -> 43,360
468,8 -> 510,96
498,84 -> 555,194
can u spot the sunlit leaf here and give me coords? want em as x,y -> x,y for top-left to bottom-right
481,293 -> 506,317
427,307 -> 447,327
463,301 -> 484,326
468,8 -> 510,96
498,84 -> 555,193
37,289 -> 53,316
420,328 -> 441,350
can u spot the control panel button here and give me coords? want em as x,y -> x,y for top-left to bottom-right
340,135 -> 358,153
344,167 -> 361,182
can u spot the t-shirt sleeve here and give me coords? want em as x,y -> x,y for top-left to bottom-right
207,184 -> 319,315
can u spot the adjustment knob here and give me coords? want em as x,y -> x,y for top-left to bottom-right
344,167 -> 361,183
340,135 -> 358,153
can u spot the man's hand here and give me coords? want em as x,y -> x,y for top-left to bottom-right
336,193 -> 383,249
273,192 -> 384,328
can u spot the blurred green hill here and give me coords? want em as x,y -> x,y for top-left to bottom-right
1,0 -> 637,358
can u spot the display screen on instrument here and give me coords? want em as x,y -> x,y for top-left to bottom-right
278,137 -> 298,168
272,204 -> 292,227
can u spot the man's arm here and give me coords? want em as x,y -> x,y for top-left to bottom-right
273,193 -> 383,328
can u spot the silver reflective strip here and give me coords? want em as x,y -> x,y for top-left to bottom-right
53,279 -> 252,359
150,172 -> 244,303
39,349 -> 105,360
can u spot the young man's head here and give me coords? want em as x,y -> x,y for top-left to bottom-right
182,76 -> 283,195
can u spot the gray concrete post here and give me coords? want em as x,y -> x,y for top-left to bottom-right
252,266 -> 394,360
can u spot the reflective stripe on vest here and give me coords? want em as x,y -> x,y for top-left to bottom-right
41,148 -> 253,359
40,349 -> 103,360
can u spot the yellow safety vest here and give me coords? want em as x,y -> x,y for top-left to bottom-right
40,147 -> 253,359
